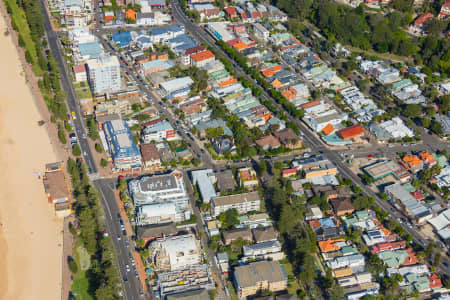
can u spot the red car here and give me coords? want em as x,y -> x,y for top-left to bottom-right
348,77 -> 352,81
367,154 -> 374,158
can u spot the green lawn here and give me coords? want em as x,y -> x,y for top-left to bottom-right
76,244 -> 90,271
71,240 -> 92,299
3,0 -> 41,75
72,270 -> 94,300
282,262 -> 301,295
227,282 -> 239,300
75,88 -> 92,100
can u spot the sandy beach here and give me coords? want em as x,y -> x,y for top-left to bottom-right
0,13 -> 63,300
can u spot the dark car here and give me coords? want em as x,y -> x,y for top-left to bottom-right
123,276 -> 128,282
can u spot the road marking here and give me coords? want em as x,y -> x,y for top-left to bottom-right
98,187 -> 113,219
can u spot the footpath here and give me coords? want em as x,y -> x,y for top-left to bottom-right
0,4 -> 77,300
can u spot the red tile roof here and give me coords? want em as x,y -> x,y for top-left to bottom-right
73,64 -> 86,73
184,45 -> 207,56
370,241 -> 406,254
337,125 -> 365,140
142,118 -> 163,127
224,6 -> 237,17
191,50 -> 215,62
301,100 -> 321,109
282,168 -> 297,176
428,274 -> 442,289
410,191 -> 425,201
415,13 -> 434,25
322,124 -> 335,136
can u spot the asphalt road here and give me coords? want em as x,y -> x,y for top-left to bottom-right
40,0 -> 98,175
94,178 -> 144,300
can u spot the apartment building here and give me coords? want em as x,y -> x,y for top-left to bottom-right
142,120 -> 176,143
129,170 -> 189,208
136,202 -> 179,226
233,261 -> 288,298
87,55 -> 121,94
211,192 -> 260,217
103,119 -> 142,170
149,234 -> 201,271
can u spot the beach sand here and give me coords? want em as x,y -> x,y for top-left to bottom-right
0,14 -> 63,300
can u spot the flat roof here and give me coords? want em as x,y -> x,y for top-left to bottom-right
234,261 -> 287,289
43,170 -> 68,200
139,173 -> 178,192
363,160 -> 401,179
213,191 -> 260,207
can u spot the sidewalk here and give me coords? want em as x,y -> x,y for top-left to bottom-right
61,215 -> 76,300
114,190 -> 148,291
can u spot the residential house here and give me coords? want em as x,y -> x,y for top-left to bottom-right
140,143 -> 161,169
274,128 -> 302,149
330,197 -> 355,216
216,169 -> 237,192
439,0 -> 450,20
305,205 -> 324,221
125,9 -> 137,22
410,13 -> 434,34
238,167 -> 258,189
73,64 -> 87,82
222,228 -> 253,245
243,240 -> 284,261
252,226 -> 278,243
255,135 -> 280,150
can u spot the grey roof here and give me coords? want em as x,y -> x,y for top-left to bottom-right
234,261 -> 287,289
216,170 -> 236,192
190,169 -> 217,203
195,119 -> 233,137
217,252 -> 229,263
136,222 -> 179,240
165,288 -> 210,300
139,173 -> 177,192
435,113 -> 450,135
213,192 -> 260,207
252,226 -> 278,243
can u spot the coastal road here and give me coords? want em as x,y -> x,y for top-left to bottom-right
94,178 -> 144,300
40,0 -> 98,175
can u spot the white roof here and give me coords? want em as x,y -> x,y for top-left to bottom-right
161,234 -> 199,265
140,202 -> 177,217
160,77 -> 193,93
438,227 -> 450,240
428,209 -> 450,231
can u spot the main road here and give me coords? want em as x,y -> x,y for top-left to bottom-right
40,0 -> 98,175
94,178 -> 143,300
